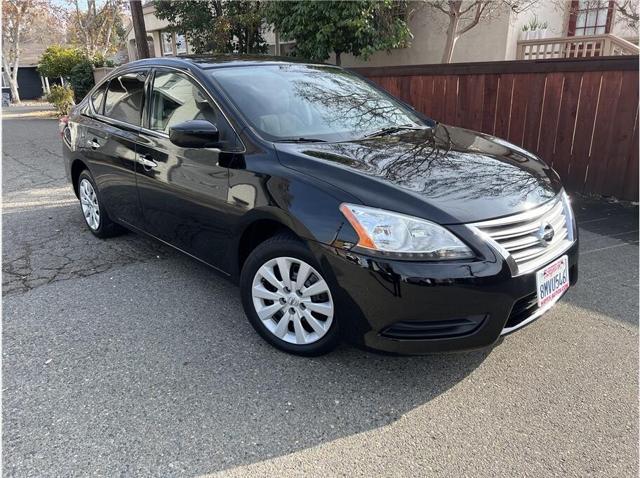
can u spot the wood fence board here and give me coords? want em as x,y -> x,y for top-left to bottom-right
601,69 -> 639,196
585,70 -> 624,195
536,73 -> 565,165
457,74 -> 485,131
522,74 -> 547,154
508,74 -> 531,146
408,76 -> 424,114
566,71 -> 603,192
430,76 -> 447,121
443,75 -> 459,125
494,74 -> 514,140
481,75 -> 499,135
398,76 -> 412,104
550,73 -> 582,179
623,113 -> 639,200
420,76 -> 434,118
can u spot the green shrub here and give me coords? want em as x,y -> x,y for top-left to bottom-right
47,85 -> 75,116
69,58 -> 95,102
38,46 -> 84,79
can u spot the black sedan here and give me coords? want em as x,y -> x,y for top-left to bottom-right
61,56 -> 578,356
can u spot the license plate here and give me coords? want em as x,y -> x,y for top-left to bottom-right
536,255 -> 570,308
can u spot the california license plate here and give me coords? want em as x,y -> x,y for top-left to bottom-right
536,255 -> 570,308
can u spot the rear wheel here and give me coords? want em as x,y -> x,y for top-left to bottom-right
240,233 -> 339,356
77,170 -> 124,238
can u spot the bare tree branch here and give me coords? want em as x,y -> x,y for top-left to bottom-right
422,0 -> 540,63
458,2 -> 489,35
614,0 -> 639,29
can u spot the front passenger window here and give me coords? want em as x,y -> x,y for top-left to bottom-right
150,70 -> 237,148
103,72 -> 146,126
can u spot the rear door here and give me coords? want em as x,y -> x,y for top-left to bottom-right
135,68 -> 243,272
82,70 -> 149,228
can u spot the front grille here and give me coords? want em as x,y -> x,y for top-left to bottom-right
470,193 -> 575,274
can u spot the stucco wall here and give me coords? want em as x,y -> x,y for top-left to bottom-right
339,4 -> 513,68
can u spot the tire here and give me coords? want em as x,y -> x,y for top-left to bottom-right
240,233 -> 340,356
77,169 -> 125,238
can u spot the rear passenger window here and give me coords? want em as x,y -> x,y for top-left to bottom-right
90,84 -> 107,114
103,72 -> 146,126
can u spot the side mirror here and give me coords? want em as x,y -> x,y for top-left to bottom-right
169,119 -> 220,148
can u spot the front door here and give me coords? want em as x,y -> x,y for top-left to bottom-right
135,69 -> 243,272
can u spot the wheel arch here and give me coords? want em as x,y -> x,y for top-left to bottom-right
70,159 -> 89,198
234,208 -> 310,279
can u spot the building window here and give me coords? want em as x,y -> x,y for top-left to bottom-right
161,31 -> 173,55
568,0 -> 614,36
175,33 -> 187,55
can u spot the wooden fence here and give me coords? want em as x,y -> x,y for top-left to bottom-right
353,56 -> 639,201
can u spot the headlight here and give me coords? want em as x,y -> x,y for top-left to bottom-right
339,203 -> 474,260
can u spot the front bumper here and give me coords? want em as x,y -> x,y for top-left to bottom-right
310,239 -> 579,355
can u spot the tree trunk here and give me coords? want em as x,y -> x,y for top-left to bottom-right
3,55 -> 21,104
335,51 -> 342,66
130,0 -> 150,59
441,33 -> 459,64
441,15 -> 460,64
101,17 -> 115,56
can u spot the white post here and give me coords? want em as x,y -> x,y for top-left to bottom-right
275,30 -> 281,56
44,76 -> 50,94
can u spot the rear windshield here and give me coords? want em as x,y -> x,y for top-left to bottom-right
209,64 -> 423,142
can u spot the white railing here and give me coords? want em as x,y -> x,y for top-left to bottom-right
517,34 -> 639,60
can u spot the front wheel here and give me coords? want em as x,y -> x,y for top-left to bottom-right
240,233 -> 339,356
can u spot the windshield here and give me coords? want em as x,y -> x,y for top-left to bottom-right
208,64 -> 426,142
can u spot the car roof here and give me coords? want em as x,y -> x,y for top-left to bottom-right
125,55 -> 329,71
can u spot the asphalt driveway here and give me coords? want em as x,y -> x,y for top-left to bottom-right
2,114 -> 638,477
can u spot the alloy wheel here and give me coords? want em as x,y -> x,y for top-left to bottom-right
79,178 -> 100,231
251,256 -> 334,345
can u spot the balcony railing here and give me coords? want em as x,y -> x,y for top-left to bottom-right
517,34 -> 639,60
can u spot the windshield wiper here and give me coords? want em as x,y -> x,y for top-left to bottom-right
276,137 -> 328,143
363,124 -> 429,139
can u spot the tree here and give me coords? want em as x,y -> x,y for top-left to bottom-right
1,0 -> 47,103
265,1 -> 412,66
153,0 -> 267,54
424,1 -> 538,63
68,58 -> 96,101
66,0 -> 127,57
38,46 -> 85,79
614,0 -> 639,29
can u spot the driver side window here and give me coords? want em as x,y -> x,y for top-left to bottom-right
149,70 -> 238,149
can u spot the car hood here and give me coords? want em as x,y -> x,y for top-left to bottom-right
274,124 -> 562,224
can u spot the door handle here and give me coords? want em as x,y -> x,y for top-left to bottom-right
137,154 -> 158,169
88,138 -> 101,150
